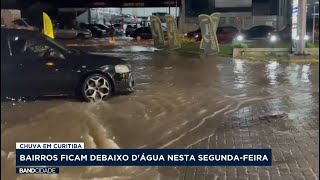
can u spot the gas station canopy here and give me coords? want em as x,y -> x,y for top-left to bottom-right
2,0 -> 181,9
88,0 -> 181,7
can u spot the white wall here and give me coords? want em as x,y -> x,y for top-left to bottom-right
76,8 -> 121,24
76,11 -> 89,24
215,0 -> 252,7
121,7 -> 180,17
75,7 -> 181,25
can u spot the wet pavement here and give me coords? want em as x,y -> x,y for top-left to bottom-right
1,42 -> 319,179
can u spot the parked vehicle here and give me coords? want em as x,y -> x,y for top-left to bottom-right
86,24 -> 113,36
231,25 -> 277,43
184,28 -> 201,41
111,14 -> 142,24
113,23 -> 125,36
1,29 -> 135,102
130,27 -> 153,39
125,24 -> 138,37
130,26 -> 168,40
184,26 -> 239,44
239,25 -> 276,40
80,24 -> 107,38
54,28 -> 92,39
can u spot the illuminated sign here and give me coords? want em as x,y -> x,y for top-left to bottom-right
123,2 -> 145,7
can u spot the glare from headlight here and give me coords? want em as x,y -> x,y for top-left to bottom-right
295,35 -> 310,41
195,34 -> 199,38
270,35 -> 277,42
184,33 -> 188,36
236,35 -> 244,41
115,65 -> 130,73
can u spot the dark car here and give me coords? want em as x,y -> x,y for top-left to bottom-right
80,24 -> 107,38
130,27 -> 153,39
184,26 -> 239,43
86,24 -> 114,37
184,28 -> 201,41
54,28 -> 92,39
125,24 -> 138,37
1,29 -> 134,102
130,26 -> 168,40
242,25 -> 276,39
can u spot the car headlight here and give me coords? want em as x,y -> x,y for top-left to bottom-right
270,35 -> 277,42
115,65 -> 130,73
236,35 -> 244,41
195,34 -> 199,38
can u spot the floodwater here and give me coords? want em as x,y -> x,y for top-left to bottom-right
1,46 -> 319,179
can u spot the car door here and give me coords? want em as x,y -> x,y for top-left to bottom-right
6,34 -> 71,97
1,34 -> 17,98
140,27 -> 148,38
133,28 -> 141,38
39,44 -> 73,94
142,27 -> 152,39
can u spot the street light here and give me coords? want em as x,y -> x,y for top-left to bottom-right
313,1 -> 319,44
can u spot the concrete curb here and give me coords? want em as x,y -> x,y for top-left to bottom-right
233,48 -> 319,58
286,59 -> 319,63
234,58 -> 319,63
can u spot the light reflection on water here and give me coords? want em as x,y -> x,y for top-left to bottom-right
1,52 -> 319,180
265,61 -> 280,85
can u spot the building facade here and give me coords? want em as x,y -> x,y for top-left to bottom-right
182,0 -> 291,31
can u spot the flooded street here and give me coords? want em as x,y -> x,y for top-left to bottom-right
1,46 -> 319,179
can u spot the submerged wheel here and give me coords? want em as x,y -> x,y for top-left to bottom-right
81,74 -> 112,102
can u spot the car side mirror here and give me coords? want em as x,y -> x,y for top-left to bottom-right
44,48 -> 65,60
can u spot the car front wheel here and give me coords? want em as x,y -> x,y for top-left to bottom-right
81,74 -> 113,102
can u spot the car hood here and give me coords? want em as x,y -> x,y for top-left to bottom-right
70,52 -> 128,68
